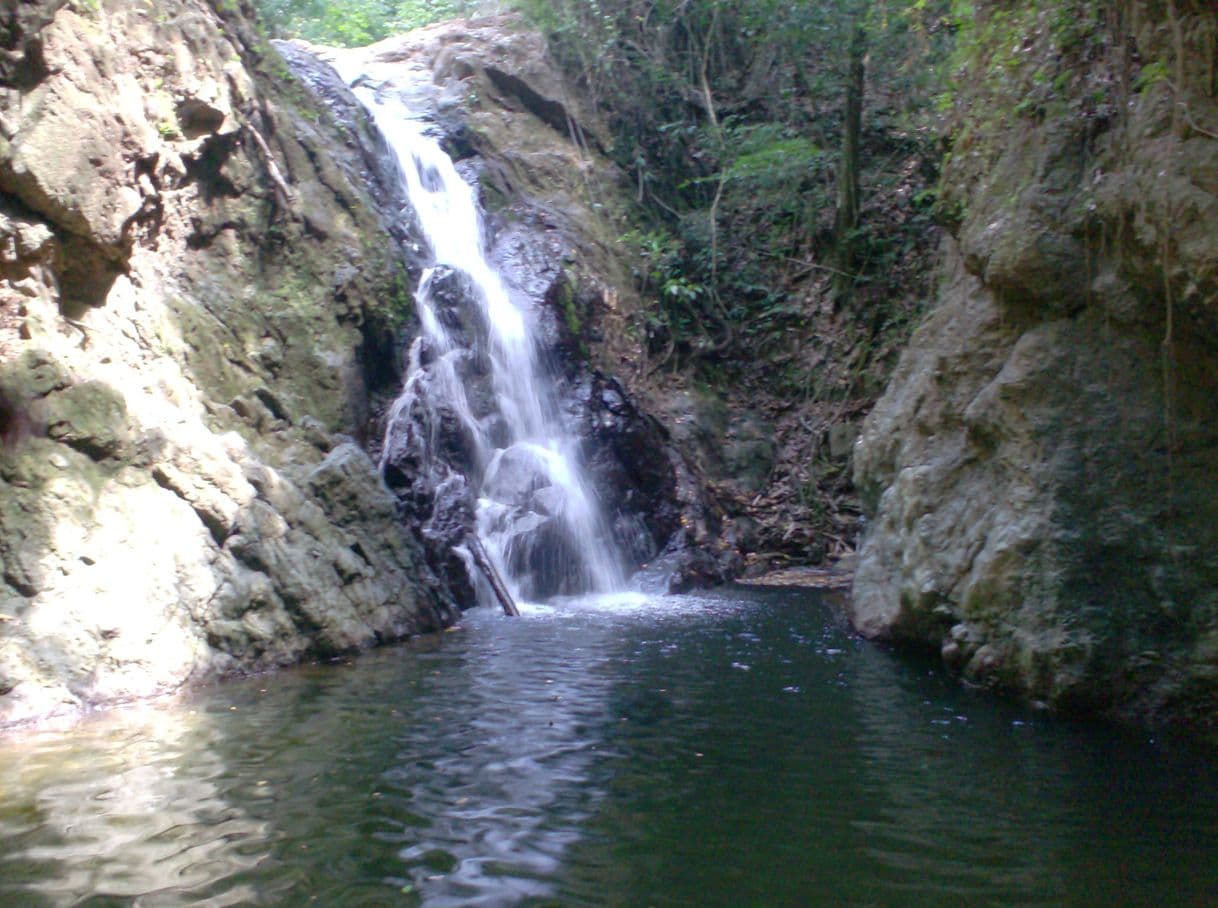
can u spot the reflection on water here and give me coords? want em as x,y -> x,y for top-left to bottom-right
0,707 -> 272,906
1,586 -> 1217,906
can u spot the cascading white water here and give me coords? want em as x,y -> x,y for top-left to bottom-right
344,76 -> 623,603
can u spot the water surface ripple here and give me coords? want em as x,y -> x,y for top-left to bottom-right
2,586 -> 1216,905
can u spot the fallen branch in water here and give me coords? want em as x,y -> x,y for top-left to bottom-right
466,533 -> 520,616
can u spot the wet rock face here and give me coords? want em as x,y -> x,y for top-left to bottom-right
576,376 -> 679,560
0,0 -> 452,728
851,3 -> 1218,727
500,221 -> 737,591
569,373 -> 739,591
271,39 -> 426,278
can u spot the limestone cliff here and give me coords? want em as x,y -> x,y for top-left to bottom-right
851,2 -> 1218,726
0,0 -> 456,726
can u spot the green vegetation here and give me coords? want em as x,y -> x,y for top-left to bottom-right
250,0 -> 489,45
514,0 -> 952,395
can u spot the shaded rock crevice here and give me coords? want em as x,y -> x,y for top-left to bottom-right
481,64 -> 604,155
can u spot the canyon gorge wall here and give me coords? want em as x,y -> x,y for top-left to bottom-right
851,1 -> 1218,726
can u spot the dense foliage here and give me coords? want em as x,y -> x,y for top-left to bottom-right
514,0 -> 952,395
505,0 -> 957,558
251,0 -> 488,45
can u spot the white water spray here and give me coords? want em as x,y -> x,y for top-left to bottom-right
345,76 -> 623,603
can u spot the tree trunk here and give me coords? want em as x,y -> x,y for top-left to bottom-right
833,20 -> 866,300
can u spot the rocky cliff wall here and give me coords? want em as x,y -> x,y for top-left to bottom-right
0,0 -> 456,727
851,1 -> 1218,726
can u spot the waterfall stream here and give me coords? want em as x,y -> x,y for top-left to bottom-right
343,74 -> 623,605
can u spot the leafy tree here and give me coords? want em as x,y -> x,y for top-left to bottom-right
251,0 -> 489,46
393,0 -> 485,30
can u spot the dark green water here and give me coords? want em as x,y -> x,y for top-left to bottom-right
2,586 -> 1217,906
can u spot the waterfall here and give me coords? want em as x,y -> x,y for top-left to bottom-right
343,75 -> 624,605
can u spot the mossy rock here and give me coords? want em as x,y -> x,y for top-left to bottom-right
43,381 -> 130,461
